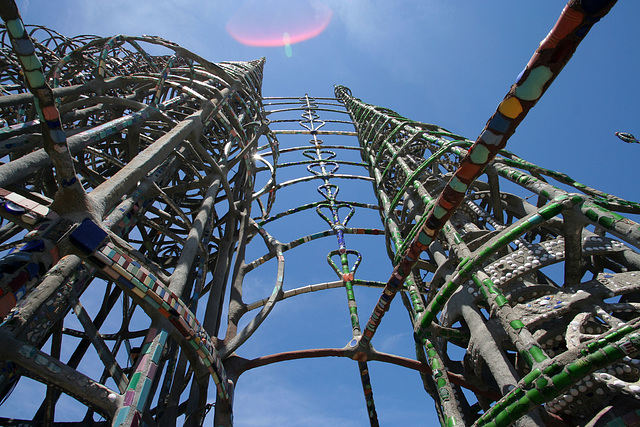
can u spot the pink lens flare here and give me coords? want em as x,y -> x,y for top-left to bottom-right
227,0 -> 333,47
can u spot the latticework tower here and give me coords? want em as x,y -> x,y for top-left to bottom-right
0,1 -> 639,426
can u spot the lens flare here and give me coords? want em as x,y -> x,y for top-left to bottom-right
227,0 -> 332,47
283,32 -> 293,57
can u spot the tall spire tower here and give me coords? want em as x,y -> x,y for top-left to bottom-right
0,1 -> 638,426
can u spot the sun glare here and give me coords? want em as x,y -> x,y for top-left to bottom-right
226,0 -> 333,47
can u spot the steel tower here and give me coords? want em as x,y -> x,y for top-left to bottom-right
0,0 -> 639,426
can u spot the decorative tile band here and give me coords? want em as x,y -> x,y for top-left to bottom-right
68,218 -> 229,401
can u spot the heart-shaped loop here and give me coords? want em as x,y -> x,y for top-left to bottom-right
317,183 -> 339,200
327,249 -> 363,279
302,149 -> 336,161
316,203 -> 355,228
307,161 -> 339,176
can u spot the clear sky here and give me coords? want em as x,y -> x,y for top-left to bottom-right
4,1 -> 640,426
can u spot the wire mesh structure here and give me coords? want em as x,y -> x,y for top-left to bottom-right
0,0 -> 639,426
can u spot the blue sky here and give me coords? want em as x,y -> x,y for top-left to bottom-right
4,1 -> 640,425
